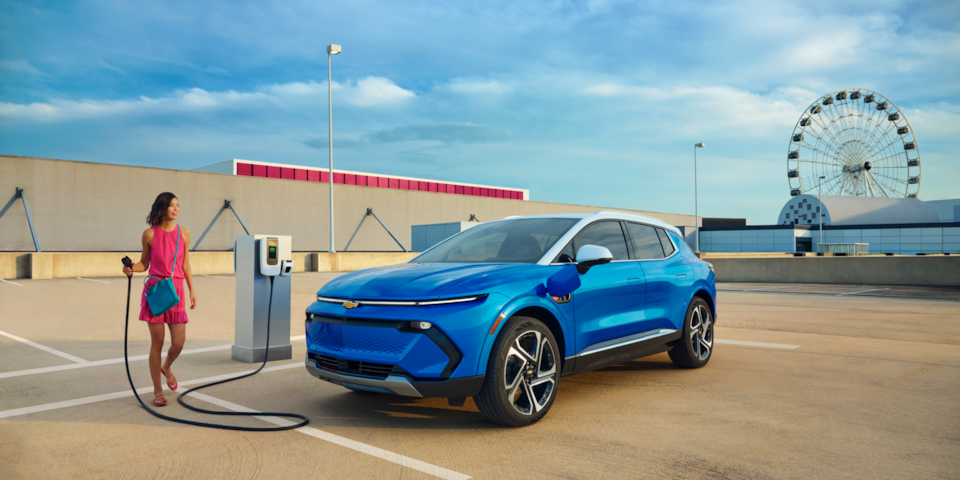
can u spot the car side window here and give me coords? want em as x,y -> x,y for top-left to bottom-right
626,222 -> 665,259
572,221 -> 630,261
656,228 -> 675,256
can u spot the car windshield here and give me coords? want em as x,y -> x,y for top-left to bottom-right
414,218 -> 579,263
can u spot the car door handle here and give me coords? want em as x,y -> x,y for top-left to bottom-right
627,278 -> 640,284
676,274 -> 688,279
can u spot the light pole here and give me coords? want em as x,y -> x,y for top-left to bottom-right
693,143 -> 705,253
817,175 -> 825,253
327,44 -> 341,253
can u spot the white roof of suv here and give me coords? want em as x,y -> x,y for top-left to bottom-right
500,210 -> 681,235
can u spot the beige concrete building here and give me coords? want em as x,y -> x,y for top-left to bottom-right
1,155 -> 698,252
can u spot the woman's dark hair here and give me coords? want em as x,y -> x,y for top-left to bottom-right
147,192 -> 178,226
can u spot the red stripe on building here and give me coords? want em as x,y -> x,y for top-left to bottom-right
237,163 -> 253,176
267,166 -> 281,178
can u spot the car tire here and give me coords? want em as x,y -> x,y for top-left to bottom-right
474,316 -> 560,427
669,297 -> 714,368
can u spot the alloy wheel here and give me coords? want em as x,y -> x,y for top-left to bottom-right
689,304 -> 713,361
503,330 -> 557,415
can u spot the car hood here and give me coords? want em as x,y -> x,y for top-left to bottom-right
317,262 -> 534,300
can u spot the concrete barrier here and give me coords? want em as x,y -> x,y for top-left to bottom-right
0,251 -> 419,279
310,252 -> 419,272
3,251 -> 955,286
709,256 -> 960,286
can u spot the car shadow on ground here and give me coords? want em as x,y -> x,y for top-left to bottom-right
299,356 -> 681,430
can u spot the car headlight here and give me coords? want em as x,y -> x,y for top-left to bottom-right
315,294 -> 487,307
707,262 -> 715,274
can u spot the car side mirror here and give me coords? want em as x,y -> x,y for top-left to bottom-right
546,264 -> 581,298
575,244 -> 613,274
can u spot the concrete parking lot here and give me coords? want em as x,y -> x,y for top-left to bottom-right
2,273 -> 958,479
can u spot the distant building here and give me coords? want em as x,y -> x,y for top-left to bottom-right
700,195 -> 960,255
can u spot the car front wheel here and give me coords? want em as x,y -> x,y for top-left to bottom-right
474,316 -> 559,427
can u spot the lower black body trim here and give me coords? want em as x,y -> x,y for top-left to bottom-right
412,375 -> 485,398
572,330 -> 682,374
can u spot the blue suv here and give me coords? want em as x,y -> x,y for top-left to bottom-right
304,211 -> 716,426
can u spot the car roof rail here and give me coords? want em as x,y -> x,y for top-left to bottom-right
594,209 -> 658,219
593,209 -> 681,232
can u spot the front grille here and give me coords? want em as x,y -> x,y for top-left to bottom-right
310,314 -> 407,329
309,353 -> 405,379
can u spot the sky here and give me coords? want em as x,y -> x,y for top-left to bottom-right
1,0 -> 958,224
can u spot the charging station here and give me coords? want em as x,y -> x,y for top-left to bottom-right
233,234 -> 294,363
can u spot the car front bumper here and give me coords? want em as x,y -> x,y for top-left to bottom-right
304,358 -> 485,398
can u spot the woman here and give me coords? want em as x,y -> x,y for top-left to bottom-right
122,192 -> 197,406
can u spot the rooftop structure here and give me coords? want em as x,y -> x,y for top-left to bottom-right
193,159 -> 530,201
778,195 -> 941,226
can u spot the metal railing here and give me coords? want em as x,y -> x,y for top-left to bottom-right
818,243 -> 869,256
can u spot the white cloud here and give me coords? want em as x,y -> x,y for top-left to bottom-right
0,76 -> 415,122
441,79 -> 513,95
581,82 -> 820,136
0,59 -> 44,75
349,77 -> 416,106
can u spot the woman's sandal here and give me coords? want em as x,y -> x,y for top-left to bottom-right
160,366 -> 178,391
154,393 -> 167,406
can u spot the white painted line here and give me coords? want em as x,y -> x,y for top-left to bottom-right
201,275 -> 235,279
0,362 -> 469,479
838,288 -> 890,296
742,285 -> 803,292
77,277 -> 110,283
0,362 -> 303,419
0,330 -> 88,363
190,392 -> 470,480
0,278 -> 22,286
715,339 -> 800,349
0,336 -> 308,379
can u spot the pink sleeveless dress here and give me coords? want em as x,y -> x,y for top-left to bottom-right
139,225 -> 188,324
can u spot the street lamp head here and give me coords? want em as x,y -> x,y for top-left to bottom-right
819,176 -> 825,179
694,143 -> 705,148
327,44 -> 341,55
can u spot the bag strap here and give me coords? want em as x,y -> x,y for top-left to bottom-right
171,225 -> 180,274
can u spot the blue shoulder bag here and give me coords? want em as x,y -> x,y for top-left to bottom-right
145,226 -> 181,316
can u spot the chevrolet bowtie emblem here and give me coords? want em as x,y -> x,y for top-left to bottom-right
342,301 -> 360,309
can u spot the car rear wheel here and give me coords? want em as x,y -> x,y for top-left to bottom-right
669,297 -> 714,368
474,316 -> 559,427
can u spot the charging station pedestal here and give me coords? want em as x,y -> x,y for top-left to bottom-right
232,235 -> 292,363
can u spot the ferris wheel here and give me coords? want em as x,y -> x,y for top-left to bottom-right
787,89 -> 921,198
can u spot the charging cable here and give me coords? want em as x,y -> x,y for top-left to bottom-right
122,256 -> 309,431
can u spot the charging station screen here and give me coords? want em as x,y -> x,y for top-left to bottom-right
269,246 -> 277,260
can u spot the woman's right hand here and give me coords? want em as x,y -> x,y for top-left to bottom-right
123,266 -> 133,276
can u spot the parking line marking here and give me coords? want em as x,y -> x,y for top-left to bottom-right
77,277 -> 110,283
0,362 -> 304,419
838,288 -> 890,296
742,285 -> 803,291
0,336 -> 308,379
0,363 -> 469,479
0,330 -> 88,363
201,275 -> 235,279
0,278 -> 22,286
715,339 -> 799,349
190,392 -> 471,480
